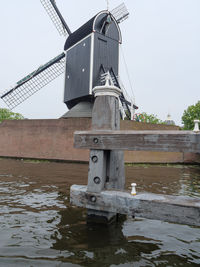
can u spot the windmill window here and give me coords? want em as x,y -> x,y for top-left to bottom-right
100,15 -> 112,35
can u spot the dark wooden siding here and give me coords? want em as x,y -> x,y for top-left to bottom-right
92,32 -> 119,88
64,36 -> 91,107
93,13 -> 120,42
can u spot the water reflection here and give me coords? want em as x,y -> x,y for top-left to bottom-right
126,164 -> 200,198
0,159 -> 199,266
50,206 -> 200,266
51,211 -> 161,266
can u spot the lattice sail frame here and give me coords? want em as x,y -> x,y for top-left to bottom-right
40,0 -> 69,36
111,3 -> 129,23
1,53 -> 66,110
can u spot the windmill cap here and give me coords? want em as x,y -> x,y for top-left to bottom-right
64,11 -> 121,51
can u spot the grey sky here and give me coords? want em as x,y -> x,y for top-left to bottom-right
0,0 -> 199,125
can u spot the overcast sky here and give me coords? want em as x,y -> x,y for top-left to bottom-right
0,0 -> 199,125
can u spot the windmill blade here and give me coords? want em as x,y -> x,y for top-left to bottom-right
1,52 -> 66,110
40,0 -> 71,36
111,3 -> 129,24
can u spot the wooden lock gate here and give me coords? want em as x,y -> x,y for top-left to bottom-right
70,77 -> 200,226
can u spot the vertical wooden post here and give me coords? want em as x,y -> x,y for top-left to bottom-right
87,75 -> 125,223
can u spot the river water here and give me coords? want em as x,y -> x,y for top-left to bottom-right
0,158 -> 199,266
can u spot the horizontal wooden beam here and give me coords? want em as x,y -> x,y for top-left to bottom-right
74,130 -> 200,153
70,185 -> 200,226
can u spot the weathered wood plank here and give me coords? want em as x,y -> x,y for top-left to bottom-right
70,185 -> 200,226
87,150 -> 107,193
74,130 -> 200,153
92,95 -> 120,130
85,89 -> 125,223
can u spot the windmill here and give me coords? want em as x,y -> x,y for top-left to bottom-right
1,0 -> 137,119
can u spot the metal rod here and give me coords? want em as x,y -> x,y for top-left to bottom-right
50,0 -> 71,35
106,0 -> 109,10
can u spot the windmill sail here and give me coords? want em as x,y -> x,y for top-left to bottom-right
111,3 -> 129,24
1,52 -> 66,110
40,0 -> 71,36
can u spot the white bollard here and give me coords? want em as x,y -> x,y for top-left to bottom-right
193,120 -> 200,133
131,183 -> 137,195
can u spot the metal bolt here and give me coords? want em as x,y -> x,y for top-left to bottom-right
93,138 -> 99,144
90,195 -> 97,203
94,176 -> 101,184
92,155 -> 98,163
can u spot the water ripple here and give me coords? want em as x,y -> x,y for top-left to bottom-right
0,160 -> 199,266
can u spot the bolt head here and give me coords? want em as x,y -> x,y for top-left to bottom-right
90,195 -> 97,203
93,138 -> 99,144
94,177 -> 101,184
92,156 -> 98,163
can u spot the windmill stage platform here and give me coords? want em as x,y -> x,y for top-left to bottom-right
0,117 -> 199,164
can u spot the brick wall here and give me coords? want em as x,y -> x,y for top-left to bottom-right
0,118 -> 199,163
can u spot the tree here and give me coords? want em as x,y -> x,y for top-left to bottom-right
0,108 -> 24,123
182,101 -> 200,130
133,112 -> 164,124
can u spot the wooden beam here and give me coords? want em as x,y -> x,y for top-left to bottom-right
70,185 -> 200,226
74,130 -> 200,153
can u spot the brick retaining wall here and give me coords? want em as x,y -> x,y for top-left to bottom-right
0,118 -> 199,163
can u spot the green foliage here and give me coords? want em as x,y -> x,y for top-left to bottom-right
182,101 -> 200,130
142,112 -> 164,124
0,108 -> 24,123
134,112 -> 164,124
